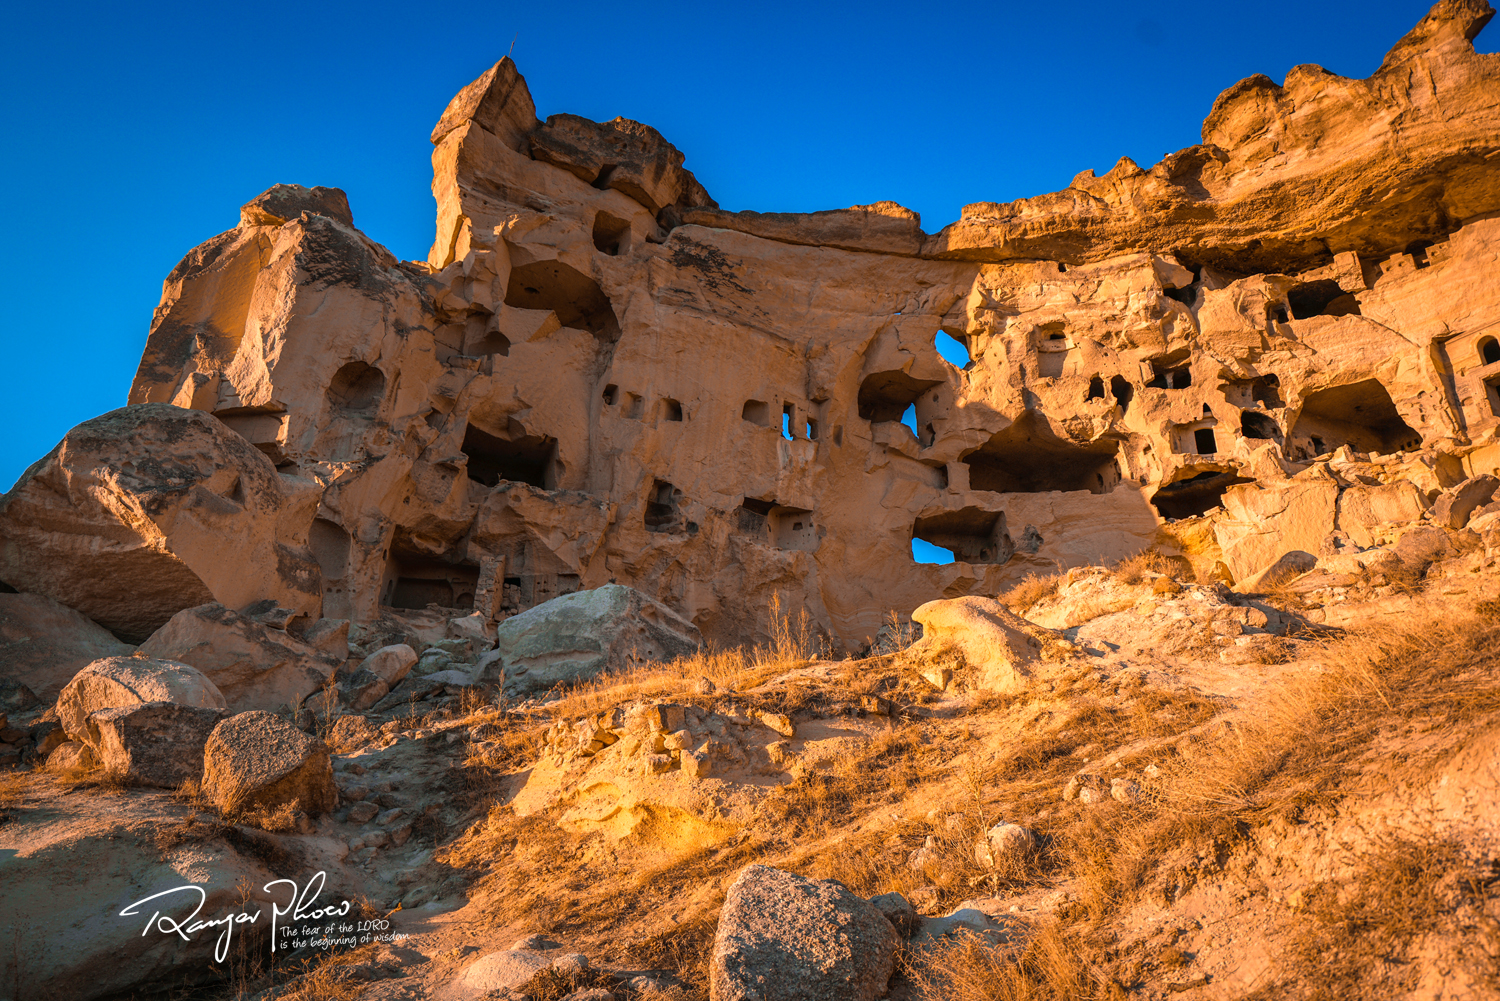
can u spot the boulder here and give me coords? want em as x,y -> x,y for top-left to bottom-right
867,892 -> 917,937
1395,525 -> 1454,573
57,656 -> 226,744
1336,481 -> 1433,548
138,603 -> 340,713
1215,478 -> 1340,582
0,593 -> 134,701
710,865 -> 900,1001
0,405 -> 323,642
201,710 -> 337,815
45,740 -> 98,772
461,949 -> 554,993
1233,550 -> 1319,593
478,585 -> 702,697
974,822 -> 1037,869
1432,475 -> 1500,529
88,702 -> 225,787
529,113 -> 716,216
910,596 -> 1053,693
359,644 -> 418,685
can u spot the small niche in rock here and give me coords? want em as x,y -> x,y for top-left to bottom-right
1111,375 -> 1134,412
602,384 -> 619,406
769,507 -> 818,551
912,508 -> 1014,564
1194,427 -> 1219,454
1151,470 -> 1254,520
1087,376 -> 1106,400
737,496 -> 774,534
1252,374 -> 1283,408
1287,379 -> 1422,457
1288,279 -> 1361,319
1163,284 -> 1197,306
308,518 -> 351,580
645,480 -> 686,533
663,398 -> 684,421
964,412 -> 1121,494
1480,336 -> 1500,366
742,399 -> 770,426
462,423 -> 557,488
935,330 -> 971,368
858,371 -> 942,423
383,555 -> 479,611
1241,411 -> 1283,441
592,211 -> 631,256
505,261 -> 620,340
327,361 -> 386,413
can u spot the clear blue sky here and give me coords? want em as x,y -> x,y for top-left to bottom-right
0,1 -> 1476,494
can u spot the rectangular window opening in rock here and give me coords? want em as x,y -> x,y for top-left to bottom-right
461,423 -> 557,488
742,399 -> 770,426
912,508 -> 1014,564
663,398 -> 684,422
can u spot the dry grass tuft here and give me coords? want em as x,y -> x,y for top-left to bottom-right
1002,573 -> 1063,612
1112,548 -> 1190,586
904,925 -> 1102,1001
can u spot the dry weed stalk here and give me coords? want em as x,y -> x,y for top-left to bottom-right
1002,572 -> 1063,612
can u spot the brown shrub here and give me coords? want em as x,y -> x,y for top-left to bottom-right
1002,573 -> 1063,612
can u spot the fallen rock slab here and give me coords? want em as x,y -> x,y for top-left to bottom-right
139,603 -> 340,712
201,709 -> 336,815
478,584 -> 702,696
89,701 -> 225,787
911,596 -> 1055,693
710,864 -> 900,1001
57,656 -> 226,744
0,592 -> 134,701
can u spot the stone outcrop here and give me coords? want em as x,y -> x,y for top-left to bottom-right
56,656 -> 227,744
138,602 -> 340,712
477,584 -> 702,696
710,865 -> 900,1001
0,592 -> 133,701
911,596 -> 1060,692
88,701 -> 224,787
0,3 -> 1495,656
201,709 -> 336,814
0,406 -> 323,642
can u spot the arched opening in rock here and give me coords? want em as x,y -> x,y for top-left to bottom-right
645,480 -> 692,534
912,508 -> 1014,564
963,413 -> 1121,494
308,518 -> 350,579
1481,336 -> 1500,366
592,211 -> 631,256
462,423 -> 557,488
1146,353 -> 1192,389
742,399 -> 770,426
858,371 -> 942,423
1241,411 -> 1283,441
805,418 -> 819,440
1150,470 -> 1254,520
327,362 -> 386,413
505,261 -> 620,339
735,497 -> 815,550
382,553 -> 479,611
1111,375 -> 1134,412
1288,279 -> 1361,319
1252,374 -> 1283,408
602,384 -> 619,406
1037,323 -> 1069,378
663,398 -> 684,421
1087,377 -> 1106,400
1287,380 -> 1422,457
935,330 -> 971,368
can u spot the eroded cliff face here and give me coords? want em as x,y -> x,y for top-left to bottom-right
118,1 -> 1500,650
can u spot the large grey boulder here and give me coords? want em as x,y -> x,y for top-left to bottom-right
478,585 -> 701,696
138,603 -> 340,713
0,592 -> 134,701
89,702 -> 225,787
710,865 -> 900,1001
201,710 -> 336,815
56,656 -> 227,744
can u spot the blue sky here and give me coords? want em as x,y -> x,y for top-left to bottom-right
0,1 -> 1474,496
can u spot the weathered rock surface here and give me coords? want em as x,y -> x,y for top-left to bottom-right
711,865 -> 900,1001
88,701 -> 224,786
0,592 -> 133,701
910,596 -> 1055,692
201,709 -> 337,814
137,602 -> 339,712
478,585 -> 701,696
0,405 -> 323,642
57,656 -> 227,744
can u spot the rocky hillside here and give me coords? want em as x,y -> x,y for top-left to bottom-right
2,3 -> 1500,1000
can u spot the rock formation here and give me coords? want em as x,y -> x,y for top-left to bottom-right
0,2 -> 1490,656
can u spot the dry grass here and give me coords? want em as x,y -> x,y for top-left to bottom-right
1002,572 -> 1063,612
1112,548 -> 1190,586
904,924 -> 1103,1001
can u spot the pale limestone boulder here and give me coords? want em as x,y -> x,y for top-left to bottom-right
1337,481 -> 1432,548
0,405 -> 322,642
478,585 -> 701,697
1234,551 -> 1319,593
710,865 -> 900,1001
1215,477 -> 1340,582
138,603 -> 340,713
88,702 -> 224,787
45,740 -> 98,772
57,656 -> 226,744
0,592 -> 133,701
460,949 -> 553,993
911,596 -> 1050,693
359,644 -> 418,685
201,710 -> 336,815
1432,474 -> 1500,529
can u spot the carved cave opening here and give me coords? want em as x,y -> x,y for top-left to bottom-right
1288,380 -> 1422,457
383,553 -> 479,611
1287,279 -> 1361,319
1151,470 -> 1254,520
1481,336 -> 1500,366
1087,376 -> 1105,400
742,399 -> 770,426
1111,375 -> 1134,412
592,211 -> 631,256
327,361 -> 386,413
963,413 -> 1121,494
736,497 -> 817,551
912,508 -> 1014,564
504,260 -> 620,339
1241,411 -> 1283,441
462,423 -> 558,488
858,371 -> 942,423
663,398 -> 684,421
645,480 -> 696,534
1146,353 -> 1192,389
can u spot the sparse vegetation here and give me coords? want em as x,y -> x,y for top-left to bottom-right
1002,572 -> 1063,612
